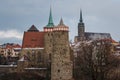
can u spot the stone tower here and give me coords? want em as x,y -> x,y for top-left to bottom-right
51,18 -> 73,80
78,10 -> 85,41
44,7 -> 54,66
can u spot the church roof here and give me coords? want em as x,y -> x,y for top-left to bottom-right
84,32 -> 112,40
27,25 -> 39,32
22,32 -> 44,48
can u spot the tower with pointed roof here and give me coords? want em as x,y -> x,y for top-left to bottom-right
44,7 -> 54,32
44,7 -> 54,68
46,7 -> 54,27
51,18 -> 73,80
78,10 -> 85,41
74,10 -> 111,43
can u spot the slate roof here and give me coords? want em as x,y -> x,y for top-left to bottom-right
84,32 -> 112,40
27,25 -> 39,32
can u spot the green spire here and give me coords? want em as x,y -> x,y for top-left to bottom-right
46,7 -> 54,27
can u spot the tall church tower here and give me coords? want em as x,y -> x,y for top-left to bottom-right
78,10 -> 85,41
44,7 -> 54,66
51,18 -> 73,80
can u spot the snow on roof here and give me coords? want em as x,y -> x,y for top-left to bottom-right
18,57 -> 25,61
74,40 -> 93,49
85,32 -> 111,40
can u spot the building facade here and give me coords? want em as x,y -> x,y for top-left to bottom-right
0,43 -> 21,57
0,43 -> 21,65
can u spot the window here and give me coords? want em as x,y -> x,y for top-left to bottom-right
58,69 -> 60,73
49,54 -> 51,60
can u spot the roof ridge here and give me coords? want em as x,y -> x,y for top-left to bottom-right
28,25 -> 39,32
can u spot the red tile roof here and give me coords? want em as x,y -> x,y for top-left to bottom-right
6,44 -> 21,49
22,31 -> 45,48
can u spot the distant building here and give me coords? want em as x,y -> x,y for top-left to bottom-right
0,43 -> 21,65
0,43 -> 21,57
74,10 -> 112,42
114,43 -> 120,58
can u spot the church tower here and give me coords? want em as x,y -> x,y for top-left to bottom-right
44,7 -> 54,67
51,18 -> 73,80
78,10 -> 85,41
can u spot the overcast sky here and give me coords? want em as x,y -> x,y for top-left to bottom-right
0,0 -> 120,44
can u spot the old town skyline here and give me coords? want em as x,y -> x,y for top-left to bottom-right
0,0 -> 120,44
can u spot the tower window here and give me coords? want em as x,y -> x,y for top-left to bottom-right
60,77 -> 62,79
58,69 -> 60,73
48,34 -> 49,36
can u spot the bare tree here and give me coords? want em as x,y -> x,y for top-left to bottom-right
74,40 -> 118,80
